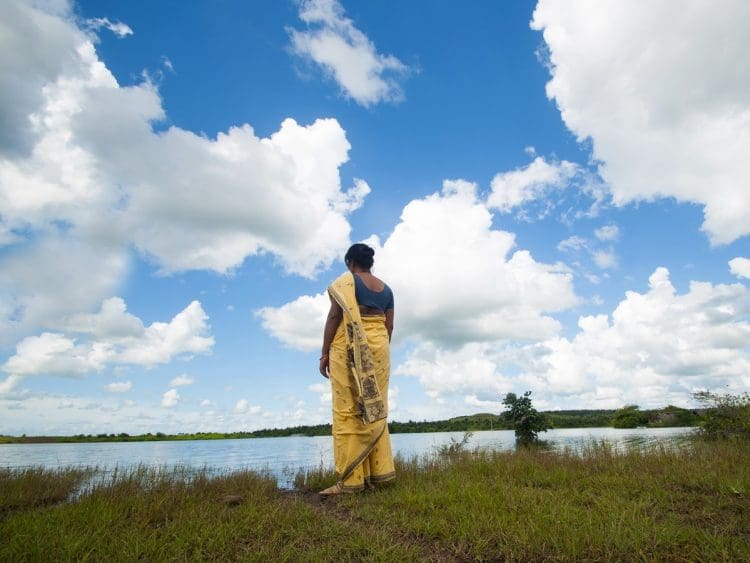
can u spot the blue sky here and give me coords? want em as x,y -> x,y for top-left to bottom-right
1,0 -> 749,435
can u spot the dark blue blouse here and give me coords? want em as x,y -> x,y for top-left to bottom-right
354,274 -> 394,311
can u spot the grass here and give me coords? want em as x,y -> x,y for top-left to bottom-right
1,440 -> 748,561
0,466 -> 92,518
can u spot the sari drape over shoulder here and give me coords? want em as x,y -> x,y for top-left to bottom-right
327,272 -> 395,491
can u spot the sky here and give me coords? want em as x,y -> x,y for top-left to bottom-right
1,0 -> 749,436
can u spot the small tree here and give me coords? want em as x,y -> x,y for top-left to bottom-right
693,390 -> 750,440
501,391 -> 550,443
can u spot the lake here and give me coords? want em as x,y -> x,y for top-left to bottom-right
0,427 -> 693,488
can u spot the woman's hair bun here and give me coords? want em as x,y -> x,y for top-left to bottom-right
344,243 -> 375,269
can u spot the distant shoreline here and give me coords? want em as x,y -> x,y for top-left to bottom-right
0,406 -> 701,444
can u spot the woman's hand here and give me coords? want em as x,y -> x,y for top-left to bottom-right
319,354 -> 330,378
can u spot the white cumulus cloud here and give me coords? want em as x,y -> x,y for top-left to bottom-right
170,374 -> 194,387
729,257 -> 750,280
0,0 -> 368,357
261,178 -> 579,351
521,268 -> 750,407
532,0 -> 750,244
594,224 -> 620,242
488,156 -> 580,214
105,381 -> 132,393
288,0 -> 409,106
161,388 -> 179,408
0,239 -> 128,348
372,180 -> 578,346
396,267 -> 750,415
2,300 -> 213,379
234,399 -> 262,414
592,249 -> 617,270
257,293 -> 330,352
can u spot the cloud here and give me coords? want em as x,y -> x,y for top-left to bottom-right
85,17 -> 133,38
521,268 -> 750,406
105,381 -> 132,393
592,249 -> 617,270
532,0 -> 750,244
0,374 -> 23,396
170,374 -> 194,387
108,301 -> 214,366
488,156 -> 580,214
161,388 -> 179,408
396,342 -> 515,401
2,300 -> 214,378
257,293 -> 329,352
234,399 -> 262,414
64,297 -> 144,339
114,117 -> 368,276
0,0 -> 369,354
0,391 -> 328,435
558,227 -> 620,272
2,333 -> 105,378
288,0 -> 409,106
372,180 -> 578,346
0,0 -> 83,156
729,257 -> 750,280
557,235 -> 588,253
308,382 -> 331,405
0,238 -> 129,348
397,267 -> 750,415
594,224 -> 620,242
262,178 -> 579,350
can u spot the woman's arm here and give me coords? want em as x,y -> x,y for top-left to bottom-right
319,298 -> 343,378
385,308 -> 394,342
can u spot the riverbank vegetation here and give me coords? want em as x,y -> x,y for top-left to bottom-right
1,439 -> 747,560
0,404 -> 700,444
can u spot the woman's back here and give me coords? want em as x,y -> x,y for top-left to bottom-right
353,273 -> 393,314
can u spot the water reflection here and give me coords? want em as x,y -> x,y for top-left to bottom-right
0,427 -> 694,488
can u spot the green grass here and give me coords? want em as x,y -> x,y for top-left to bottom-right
2,441 -> 748,561
0,465 -> 416,561
0,466 -> 92,518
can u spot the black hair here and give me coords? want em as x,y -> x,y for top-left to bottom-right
344,243 -> 375,270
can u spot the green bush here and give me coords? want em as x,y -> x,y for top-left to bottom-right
693,391 -> 750,440
501,391 -> 550,443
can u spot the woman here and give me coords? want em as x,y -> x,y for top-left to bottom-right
318,243 -> 396,496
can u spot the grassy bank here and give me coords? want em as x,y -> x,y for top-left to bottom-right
1,441 -> 748,561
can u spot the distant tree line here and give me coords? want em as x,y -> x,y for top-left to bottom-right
0,404 -> 705,444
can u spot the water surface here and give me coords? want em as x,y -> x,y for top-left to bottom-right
0,427 -> 693,486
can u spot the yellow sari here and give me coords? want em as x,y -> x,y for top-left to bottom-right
328,272 -> 395,491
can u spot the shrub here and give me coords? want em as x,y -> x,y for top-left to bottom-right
501,391 -> 550,443
692,391 -> 750,440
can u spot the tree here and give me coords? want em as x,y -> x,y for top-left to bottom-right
693,390 -> 750,440
501,391 -> 550,443
612,405 -> 649,428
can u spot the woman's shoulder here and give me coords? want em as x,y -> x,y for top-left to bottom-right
330,271 -> 354,289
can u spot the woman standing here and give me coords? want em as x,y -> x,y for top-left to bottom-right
318,243 -> 395,496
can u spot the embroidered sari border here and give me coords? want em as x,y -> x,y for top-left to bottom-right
338,421 -> 387,485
